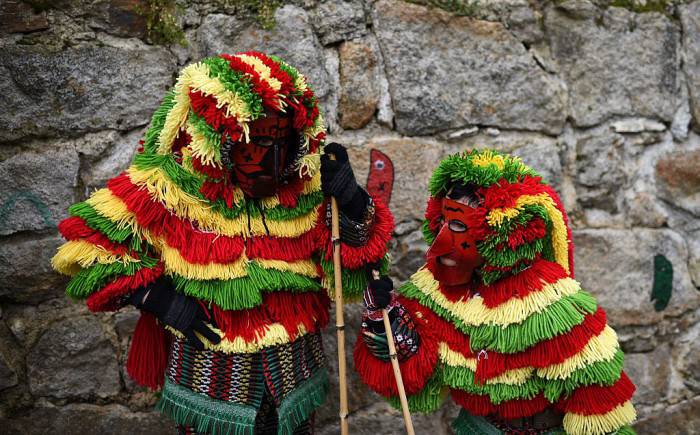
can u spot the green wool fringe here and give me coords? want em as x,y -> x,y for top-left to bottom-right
69,202 -> 139,248
467,291 -> 597,353
202,57 -> 264,120
613,425 -> 637,435
543,349 -> 625,402
428,150 -> 540,197
400,283 -> 598,354
143,90 -> 177,154
388,372 -> 447,414
188,110 -> 224,163
453,409 -> 564,435
320,254 -> 390,302
171,263 -> 323,311
440,365 -> 544,405
276,368 -> 329,435
157,378 -> 257,435
65,254 -> 159,299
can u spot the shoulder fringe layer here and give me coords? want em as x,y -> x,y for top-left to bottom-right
409,267 -> 580,327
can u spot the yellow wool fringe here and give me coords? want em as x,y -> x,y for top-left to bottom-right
167,323 -> 310,354
51,240 -> 140,276
158,71 -> 193,155
438,343 -> 534,386
235,54 -> 283,92
157,62 -> 253,155
159,242 -> 318,281
536,326 -> 619,380
259,171 -> 322,209
563,401 -> 636,435
410,267 -> 580,327
185,120 -> 221,166
471,150 -> 514,171
126,166 -> 320,238
486,193 -> 570,274
86,188 -> 151,242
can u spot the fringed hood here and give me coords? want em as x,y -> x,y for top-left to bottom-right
139,51 -> 326,208
422,149 -> 574,285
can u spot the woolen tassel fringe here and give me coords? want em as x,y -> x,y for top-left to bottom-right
451,389 -> 551,419
276,369 -> 329,435
560,372 -> 635,416
475,307 -> 607,381
157,378 -> 257,435
127,311 -> 170,390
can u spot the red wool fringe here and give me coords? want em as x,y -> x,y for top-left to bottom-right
109,173 -> 331,265
58,216 -> 131,256
211,291 -> 330,342
474,307 -> 608,382
319,196 -> 395,269
559,372 -> 635,416
190,153 -> 227,180
402,296 -> 474,358
478,259 -> 569,308
126,311 -> 171,390
199,179 -> 237,208
86,262 -> 165,312
353,295 -> 440,397
506,217 -> 547,250
189,89 -> 244,143
451,390 -> 552,419
241,51 -> 295,96
479,176 -> 546,211
220,54 -> 281,111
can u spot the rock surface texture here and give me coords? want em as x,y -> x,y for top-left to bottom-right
0,0 -> 698,433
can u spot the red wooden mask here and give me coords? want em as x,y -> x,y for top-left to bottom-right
230,112 -> 295,198
426,198 -> 484,286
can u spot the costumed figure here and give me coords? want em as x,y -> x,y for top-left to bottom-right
355,149 -> 637,435
51,52 -> 393,435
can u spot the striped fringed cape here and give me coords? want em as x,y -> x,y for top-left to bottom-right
51,52 -> 395,435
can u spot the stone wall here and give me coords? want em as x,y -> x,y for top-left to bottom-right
1,0 -> 699,433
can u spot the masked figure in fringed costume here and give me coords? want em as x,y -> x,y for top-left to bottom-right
51,52 -> 393,435
356,150 -> 636,435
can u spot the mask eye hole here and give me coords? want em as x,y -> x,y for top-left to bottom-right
252,136 -> 275,147
448,220 -> 467,232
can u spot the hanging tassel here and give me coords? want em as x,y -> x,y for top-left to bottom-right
126,311 -> 170,390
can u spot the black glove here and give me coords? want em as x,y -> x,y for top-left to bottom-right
129,276 -> 221,351
321,142 -> 368,220
364,274 -> 393,311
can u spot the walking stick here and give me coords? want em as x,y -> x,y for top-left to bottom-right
329,156 -> 349,435
372,270 -> 416,435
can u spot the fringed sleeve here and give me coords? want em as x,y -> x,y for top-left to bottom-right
317,194 -> 395,301
52,187 -> 163,312
353,294 -> 443,413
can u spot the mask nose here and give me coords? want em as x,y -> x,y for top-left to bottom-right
427,224 -> 454,258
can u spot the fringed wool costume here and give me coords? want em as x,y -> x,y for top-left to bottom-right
51,52 -> 393,435
355,150 -> 636,435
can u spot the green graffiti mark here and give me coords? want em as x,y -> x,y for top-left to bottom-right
0,190 -> 55,231
651,254 -> 673,312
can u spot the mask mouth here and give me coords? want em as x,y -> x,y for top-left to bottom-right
438,256 -> 458,267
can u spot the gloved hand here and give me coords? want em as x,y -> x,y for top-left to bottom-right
129,276 -> 221,351
321,142 -> 368,220
364,275 -> 393,311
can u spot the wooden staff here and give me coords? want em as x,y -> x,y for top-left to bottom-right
373,270 -> 415,435
329,155 -> 349,435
